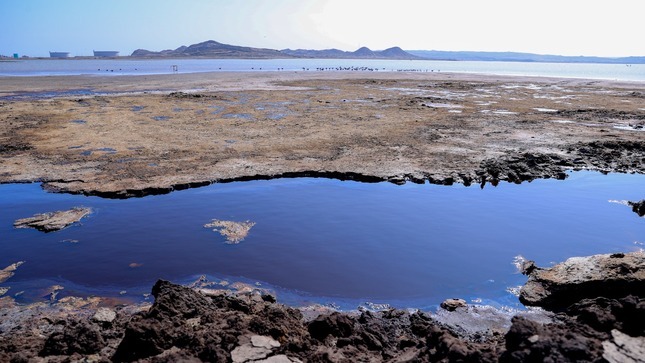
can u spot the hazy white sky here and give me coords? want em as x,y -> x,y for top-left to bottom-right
1,0 -> 642,57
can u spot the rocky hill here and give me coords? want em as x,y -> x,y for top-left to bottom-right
281,46 -> 422,59
131,40 -> 290,59
131,40 -> 420,59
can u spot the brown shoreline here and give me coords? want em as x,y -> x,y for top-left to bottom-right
1,72 -> 644,198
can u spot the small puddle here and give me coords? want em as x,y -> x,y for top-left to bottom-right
1,172 -> 643,310
421,102 -> 463,109
614,125 -> 645,132
79,148 -> 117,156
0,89 -> 95,101
222,113 -> 254,120
209,105 -> 225,115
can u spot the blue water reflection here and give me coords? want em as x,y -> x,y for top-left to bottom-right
1,59 -> 644,81
0,171 -> 643,309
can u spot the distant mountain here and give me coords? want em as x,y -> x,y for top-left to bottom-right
281,46 -> 422,59
132,40 -> 421,60
406,50 -> 645,64
130,40 -> 645,63
131,40 -> 289,59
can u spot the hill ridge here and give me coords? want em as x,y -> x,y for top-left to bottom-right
132,40 -> 421,59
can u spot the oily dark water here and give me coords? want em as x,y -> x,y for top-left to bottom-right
1,172 -> 643,310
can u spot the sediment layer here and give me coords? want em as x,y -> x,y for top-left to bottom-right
1,72 -> 644,197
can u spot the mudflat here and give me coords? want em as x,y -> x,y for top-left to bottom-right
2,70 -> 645,362
1,71 -> 644,197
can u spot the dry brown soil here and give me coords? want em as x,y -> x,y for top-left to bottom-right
1,72 -> 644,197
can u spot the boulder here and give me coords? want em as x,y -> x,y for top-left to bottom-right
92,307 -> 116,324
440,298 -> 467,311
40,319 -> 105,356
602,329 -> 645,363
519,251 -> 645,309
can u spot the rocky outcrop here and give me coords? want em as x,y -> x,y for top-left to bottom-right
0,261 -> 24,283
110,280 -> 504,362
501,315 -> 605,362
602,330 -> 645,363
204,219 -> 256,244
40,319 -> 106,356
519,251 -> 645,310
501,295 -> 645,362
629,199 -> 645,217
13,207 -> 92,232
440,298 -> 467,311
1,279 -> 644,362
112,280 -> 310,362
476,152 -> 571,186
568,140 -> 645,174
475,140 -> 645,187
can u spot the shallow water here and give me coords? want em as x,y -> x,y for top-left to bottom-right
1,59 -> 644,81
0,172 -> 643,310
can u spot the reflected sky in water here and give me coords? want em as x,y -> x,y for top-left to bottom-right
1,171 -> 643,310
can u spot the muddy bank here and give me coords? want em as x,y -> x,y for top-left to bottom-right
1,72 -> 644,197
1,276 -> 643,362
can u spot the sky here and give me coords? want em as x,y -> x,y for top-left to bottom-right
1,0 -> 643,58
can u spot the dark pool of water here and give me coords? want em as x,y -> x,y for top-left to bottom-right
1,172 -> 643,309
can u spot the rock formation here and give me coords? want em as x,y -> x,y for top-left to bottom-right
1,277 -> 644,362
519,251 -> 645,310
204,219 -> 256,243
629,199 -> 645,217
13,207 -> 92,232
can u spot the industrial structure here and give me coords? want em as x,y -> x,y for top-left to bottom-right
49,51 -> 71,58
93,50 -> 119,57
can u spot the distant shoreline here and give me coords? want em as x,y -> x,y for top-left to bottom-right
2,58 -> 644,82
4,55 -> 644,65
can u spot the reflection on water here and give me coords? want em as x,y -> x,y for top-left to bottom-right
1,59 -> 644,81
0,171 -> 643,310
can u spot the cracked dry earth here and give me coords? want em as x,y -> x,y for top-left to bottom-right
0,72 -> 644,198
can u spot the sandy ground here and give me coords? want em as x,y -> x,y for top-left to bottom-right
1,71 -> 644,197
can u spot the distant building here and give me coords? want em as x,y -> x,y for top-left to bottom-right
49,51 -> 71,58
93,50 -> 119,57
13,53 -> 19,59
